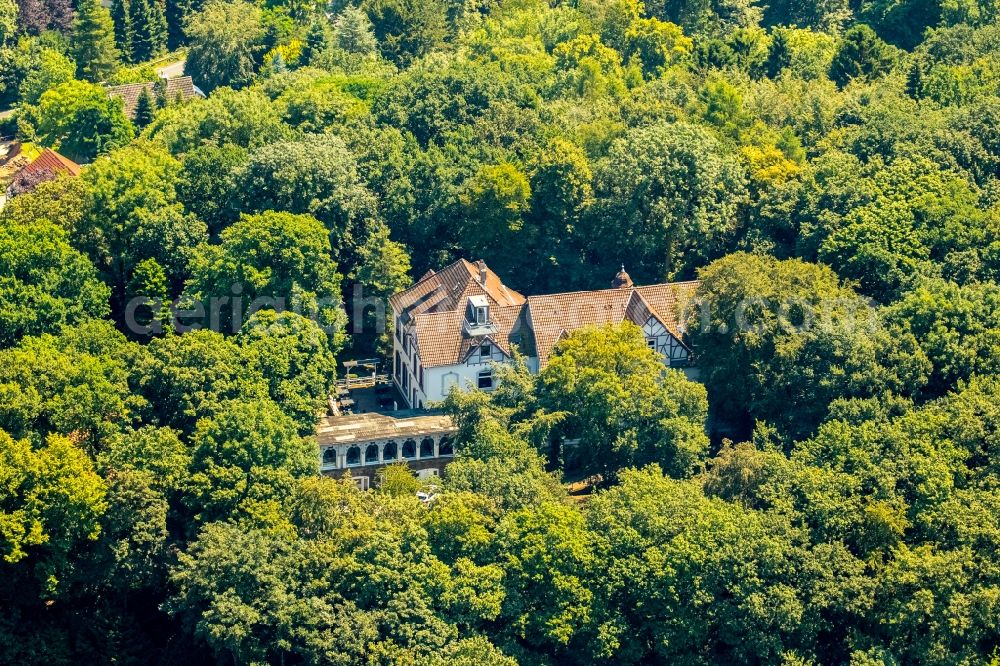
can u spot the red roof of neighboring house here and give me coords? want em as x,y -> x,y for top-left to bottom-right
23,148 -> 82,177
6,148 -> 82,196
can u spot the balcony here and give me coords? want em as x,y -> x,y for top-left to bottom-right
463,319 -> 498,337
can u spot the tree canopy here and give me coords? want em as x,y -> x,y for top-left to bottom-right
5,0 -> 1000,663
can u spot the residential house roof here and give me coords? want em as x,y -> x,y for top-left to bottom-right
527,283 -> 699,367
525,288 -> 636,367
389,259 -> 525,323
22,147 -> 81,178
5,147 -> 81,196
412,304 -> 531,368
634,282 -> 699,338
106,76 -> 203,119
391,258 -> 700,370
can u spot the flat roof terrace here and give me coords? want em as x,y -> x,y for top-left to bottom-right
316,411 -> 456,447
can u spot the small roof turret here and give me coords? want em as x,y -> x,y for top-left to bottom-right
611,264 -> 633,289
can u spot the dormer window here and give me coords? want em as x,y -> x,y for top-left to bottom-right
464,294 -> 497,337
467,294 -> 490,325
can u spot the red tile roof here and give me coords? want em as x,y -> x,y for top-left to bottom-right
525,288 -> 653,367
6,148 -> 81,195
413,304 -> 530,368
26,148 -> 82,177
390,259 -> 525,321
634,282 -> 699,338
524,282 -> 699,368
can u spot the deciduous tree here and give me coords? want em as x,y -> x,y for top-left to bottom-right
184,398 -> 316,523
18,47 -> 75,105
539,323 -> 709,477
18,80 -> 133,162
240,135 -> 380,264
0,321 -> 135,446
690,253 -> 930,440
77,142 -> 206,308
586,122 -> 748,283
0,430 -> 107,593
237,310 -> 338,433
183,210 -> 347,344
184,0 -> 263,92
0,0 -> 17,47
16,0 -> 74,34
0,219 -> 110,348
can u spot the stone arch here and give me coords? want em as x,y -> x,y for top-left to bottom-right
402,438 -> 417,459
420,437 -> 434,458
383,440 -> 397,461
322,447 -> 337,466
346,446 -> 361,466
365,444 -> 379,463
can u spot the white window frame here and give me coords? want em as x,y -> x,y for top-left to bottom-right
477,369 -> 493,390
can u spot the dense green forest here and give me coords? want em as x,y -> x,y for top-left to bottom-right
3,0 -> 1000,661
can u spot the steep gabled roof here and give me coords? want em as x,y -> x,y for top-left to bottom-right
390,259 -> 525,321
624,289 -> 656,328
413,303 -> 528,368
525,288 -> 635,368
634,281 -> 699,339
6,148 -> 81,195
106,76 -> 203,119
25,148 -> 81,177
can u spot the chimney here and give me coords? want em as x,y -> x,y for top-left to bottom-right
475,260 -> 487,285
